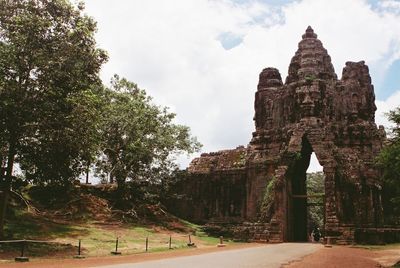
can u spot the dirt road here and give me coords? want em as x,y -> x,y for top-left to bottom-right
0,243 -> 320,268
2,243 -> 398,268
92,243 -> 321,268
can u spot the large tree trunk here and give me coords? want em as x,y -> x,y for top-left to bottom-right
0,139 -> 16,239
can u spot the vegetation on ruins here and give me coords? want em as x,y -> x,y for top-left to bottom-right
259,172 -> 324,228
260,176 -> 277,221
377,107 -> 400,224
0,0 -> 200,239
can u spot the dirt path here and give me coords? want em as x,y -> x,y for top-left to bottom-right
284,245 -> 400,268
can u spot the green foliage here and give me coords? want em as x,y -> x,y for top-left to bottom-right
377,107 -> 400,222
283,151 -> 302,161
0,0 -> 202,239
260,176 -> 277,221
305,74 -> 316,83
0,0 -> 201,237
0,0 -> 200,195
307,171 -> 325,195
95,75 -> 201,207
0,0 -> 107,185
0,0 -> 109,238
5,204 -> 83,239
233,151 -> 246,167
97,75 -> 201,183
28,184 -> 75,207
306,172 -> 324,229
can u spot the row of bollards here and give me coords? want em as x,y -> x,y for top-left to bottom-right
13,234 -> 217,262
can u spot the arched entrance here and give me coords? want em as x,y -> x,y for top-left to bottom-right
285,136 -> 325,242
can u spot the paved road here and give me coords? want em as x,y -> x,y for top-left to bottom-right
94,243 -> 322,268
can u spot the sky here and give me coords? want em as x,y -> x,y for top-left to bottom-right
83,0 -> 400,172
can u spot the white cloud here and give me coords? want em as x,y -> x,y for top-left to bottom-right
376,90 -> 400,133
378,0 -> 400,12
84,0 -> 400,168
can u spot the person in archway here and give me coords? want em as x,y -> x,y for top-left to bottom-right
312,227 -> 321,242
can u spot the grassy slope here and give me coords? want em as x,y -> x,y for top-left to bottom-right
2,210 -> 235,259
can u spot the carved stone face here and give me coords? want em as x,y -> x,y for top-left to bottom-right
295,83 -> 322,116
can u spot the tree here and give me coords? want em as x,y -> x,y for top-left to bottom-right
306,172 -> 325,231
377,107 -> 400,224
0,0 -> 107,238
96,75 -> 201,206
19,86 -> 105,186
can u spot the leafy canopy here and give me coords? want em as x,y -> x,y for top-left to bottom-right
97,75 -> 201,187
0,0 -> 108,185
0,0 -> 202,236
377,107 -> 400,216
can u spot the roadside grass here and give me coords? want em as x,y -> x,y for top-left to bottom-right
195,230 -> 221,245
5,211 -> 85,240
75,224 -> 191,256
3,212 -> 235,259
179,219 -> 199,230
180,220 -> 235,245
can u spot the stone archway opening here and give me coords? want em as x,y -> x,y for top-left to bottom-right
306,154 -> 325,241
286,136 -> 325,242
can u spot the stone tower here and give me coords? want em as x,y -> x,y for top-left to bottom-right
169,27 -> 390,243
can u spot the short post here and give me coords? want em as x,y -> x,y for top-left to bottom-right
111,237 -> 122,255
145,237 -> 149,252
15,240 -> 29,262
187,234 -> 195,247
217,235 -> 226,247
21,240 -> 25,257
73,239 -> 85,259
324,236 -> 333,248
169,235 -> 172,249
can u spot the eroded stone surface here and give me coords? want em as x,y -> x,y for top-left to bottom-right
170,27 -> 391,243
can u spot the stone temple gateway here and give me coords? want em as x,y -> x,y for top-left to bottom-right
169,27 -> 396,244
